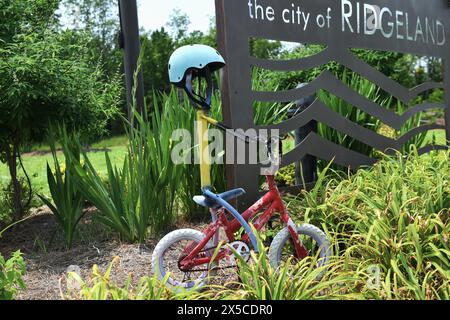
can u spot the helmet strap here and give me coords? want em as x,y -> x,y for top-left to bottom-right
184,67 -> 213,110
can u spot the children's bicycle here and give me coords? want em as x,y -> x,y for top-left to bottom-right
152,44 -> 330,290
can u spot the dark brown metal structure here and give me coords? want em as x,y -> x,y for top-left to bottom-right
216,0 -> 449,209
119,0 -> 145,119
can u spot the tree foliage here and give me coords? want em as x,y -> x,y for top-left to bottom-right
0,32 -> 121,146
253,44 -> 420,94
141,28 -> 175,95
60,0 -> 121,78
0,0 -> 121,220
0,0 -> 60,43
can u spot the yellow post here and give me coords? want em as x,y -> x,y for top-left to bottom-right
196,110 -> 211,189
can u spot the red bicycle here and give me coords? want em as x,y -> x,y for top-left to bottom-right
151,135 -> 330,290
151,44 -> 330,290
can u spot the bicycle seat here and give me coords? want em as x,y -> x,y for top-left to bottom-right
193,188 -> 246,209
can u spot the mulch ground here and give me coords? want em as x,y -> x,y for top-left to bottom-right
0,206 -> 212,300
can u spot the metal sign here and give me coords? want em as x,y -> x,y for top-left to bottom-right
216,0 -> 450,208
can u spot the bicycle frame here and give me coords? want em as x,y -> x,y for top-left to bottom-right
178,175 -> 309,270
177,109 -> 309,271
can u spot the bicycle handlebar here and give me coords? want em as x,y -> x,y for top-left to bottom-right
204,116 -> 281,145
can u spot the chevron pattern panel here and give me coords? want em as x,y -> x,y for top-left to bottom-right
216,0 -> 450,208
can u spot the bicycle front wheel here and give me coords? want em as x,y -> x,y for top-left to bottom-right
268,224 -> 330,278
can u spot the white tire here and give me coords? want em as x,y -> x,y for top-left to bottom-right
151,229 -> 213,291
269,224 -> 331,277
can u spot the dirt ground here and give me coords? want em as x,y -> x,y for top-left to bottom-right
0,206 -> 209,300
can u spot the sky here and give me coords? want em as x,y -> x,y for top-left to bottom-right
137,0 -> 215,33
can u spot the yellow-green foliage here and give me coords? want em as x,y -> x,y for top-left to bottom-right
62,257 -> 211,301
217,242 -> 361,300
0,251 -> 26,300
288,150 -> 449,299
275,164 -> 296,187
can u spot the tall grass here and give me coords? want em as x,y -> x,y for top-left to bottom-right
39,128 -> 85,249
160,90 -> 226,220
317,72 -> 383,158
67,87 -> 228,240
288,150 -> 449,299
69,96 -> 187,242
125,98 -> 186,236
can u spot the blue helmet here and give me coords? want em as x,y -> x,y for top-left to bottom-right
168,44 -> 225,109
168,44 -> 225,87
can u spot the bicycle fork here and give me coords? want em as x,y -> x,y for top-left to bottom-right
286,217 -> 309,259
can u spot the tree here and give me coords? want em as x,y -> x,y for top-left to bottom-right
0,0 -> 60,43
140,28 -> 175,94
167,9 -> 190,42
60,0 -> 122,78
0,1 -> 121,221
258,44 -> 418,93
249,38 -> 282,59
61,0 -> 119,44
425,57 -> 443,83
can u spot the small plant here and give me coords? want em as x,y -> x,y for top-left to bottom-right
211,232 -> 354,300
39,128 -> 85,249
62,257 -> 208,300
0,177 -> 39,227
275,164 -> 296,187
0,251 -> 26,300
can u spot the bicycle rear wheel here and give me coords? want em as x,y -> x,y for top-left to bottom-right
151,229 -> 213,291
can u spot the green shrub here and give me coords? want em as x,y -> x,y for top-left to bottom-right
38,128 -> 85,249
0,250 -> 26,300
275,164 -> 296,187
0,177 -> 39,227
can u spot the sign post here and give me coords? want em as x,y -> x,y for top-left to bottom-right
119,0 -> 145,120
